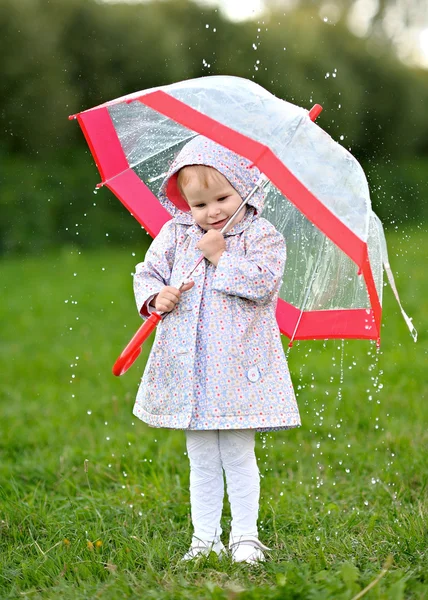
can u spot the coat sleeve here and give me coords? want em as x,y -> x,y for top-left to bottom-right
133,220 -> 177,318
212,220 -> 286,304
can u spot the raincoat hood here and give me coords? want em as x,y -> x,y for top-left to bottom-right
158,135 -> 266,221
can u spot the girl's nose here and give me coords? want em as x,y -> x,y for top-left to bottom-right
208,204 -> 220,218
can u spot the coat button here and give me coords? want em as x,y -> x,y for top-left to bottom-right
247,366 -> 260,382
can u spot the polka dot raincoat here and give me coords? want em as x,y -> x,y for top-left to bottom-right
133,136 -> 300,431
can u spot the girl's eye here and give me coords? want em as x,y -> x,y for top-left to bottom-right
195,204 -> 205,208
218,197 -> 227,202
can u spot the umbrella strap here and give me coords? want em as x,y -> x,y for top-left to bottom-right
383,261 -> 417,342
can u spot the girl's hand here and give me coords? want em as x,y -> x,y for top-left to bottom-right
152,281 -> 194,313
197,230 -> 226,266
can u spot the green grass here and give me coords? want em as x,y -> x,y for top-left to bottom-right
0,229 -> 427,599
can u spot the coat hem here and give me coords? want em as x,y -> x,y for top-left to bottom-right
133,405 -> 301,431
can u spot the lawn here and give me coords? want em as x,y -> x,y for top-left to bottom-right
0,228 -> 427,599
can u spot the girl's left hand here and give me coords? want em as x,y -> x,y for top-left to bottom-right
197,230 -> 226,266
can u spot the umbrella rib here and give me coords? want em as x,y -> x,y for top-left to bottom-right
289,236 -> 326,345
100,133 -> 197,187
127,133 -> 197,171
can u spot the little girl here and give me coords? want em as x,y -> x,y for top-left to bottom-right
133,135 -> 301,563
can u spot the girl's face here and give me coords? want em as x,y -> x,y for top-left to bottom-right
178,166 -> 245,232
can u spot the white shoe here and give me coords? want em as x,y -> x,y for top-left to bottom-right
182,537 -> 226,561
229,535 -> 270,564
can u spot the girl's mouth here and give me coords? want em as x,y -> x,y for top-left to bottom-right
210,218 -> 228,229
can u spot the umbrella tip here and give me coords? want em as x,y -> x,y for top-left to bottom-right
308,104 -> 323,121
68,114 -> 77,120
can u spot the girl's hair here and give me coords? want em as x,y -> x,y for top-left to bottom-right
177,165 -> 225,201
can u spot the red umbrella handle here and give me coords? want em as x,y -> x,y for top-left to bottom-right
112,312 -> 162,376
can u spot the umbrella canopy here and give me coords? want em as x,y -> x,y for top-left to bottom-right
70,75 -> 416,344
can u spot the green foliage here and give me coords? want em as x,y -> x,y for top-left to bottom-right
0,0 -> 427,255
0,229 -> 427,598
0,152 -> 144,255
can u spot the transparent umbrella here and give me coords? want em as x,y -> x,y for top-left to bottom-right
70,75 -> 416,375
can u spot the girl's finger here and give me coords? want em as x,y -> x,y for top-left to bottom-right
157,300 -> 174,312
161,290 -> 180,303
181,280 -> 194,292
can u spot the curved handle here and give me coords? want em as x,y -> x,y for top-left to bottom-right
112,312 -> 162,376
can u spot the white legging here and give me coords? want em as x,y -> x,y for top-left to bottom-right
185,429 -> 260,542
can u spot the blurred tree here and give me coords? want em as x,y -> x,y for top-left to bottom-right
0,0 -> 74,154
0,0 -> 426,256
264,0 -> 428,66
264,0 -> 427,35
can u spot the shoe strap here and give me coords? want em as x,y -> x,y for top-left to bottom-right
190,541 -> 215,551
189,539 -> 225,553
229,537 -> 270,551
190,542 -> 210,550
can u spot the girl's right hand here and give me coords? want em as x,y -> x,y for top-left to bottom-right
152,280 -> 194,313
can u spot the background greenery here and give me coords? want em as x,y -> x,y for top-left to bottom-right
1,0 -> 427,597
0,0 -> 427,255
